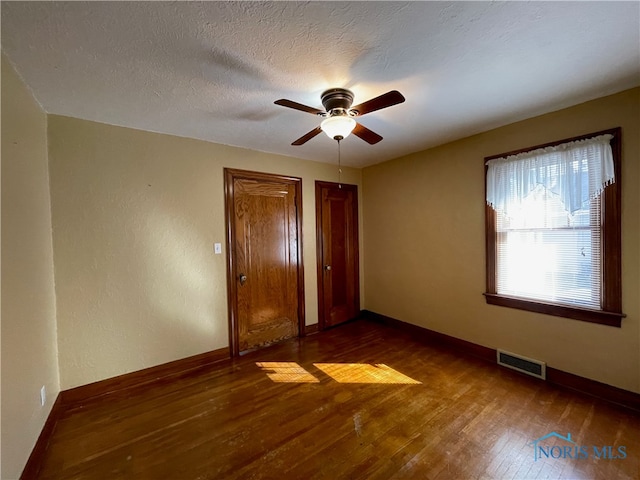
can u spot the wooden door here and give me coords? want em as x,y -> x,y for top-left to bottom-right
316,181 -> 360,329
225,169 -> 304,355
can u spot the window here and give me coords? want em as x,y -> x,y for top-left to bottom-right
484,128 -> 624,327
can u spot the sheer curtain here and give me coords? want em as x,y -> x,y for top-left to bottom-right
486,134 -> 615,216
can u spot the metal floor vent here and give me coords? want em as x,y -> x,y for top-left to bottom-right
497,349 -> 546,380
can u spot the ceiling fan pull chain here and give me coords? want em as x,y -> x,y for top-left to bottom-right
337,138 -> 342,189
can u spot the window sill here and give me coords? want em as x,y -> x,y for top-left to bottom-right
483,293 -> 625,327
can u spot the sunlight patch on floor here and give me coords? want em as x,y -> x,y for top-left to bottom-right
256,362 -> 320,383
314,363 -> 422,384
256,362 -> 421,384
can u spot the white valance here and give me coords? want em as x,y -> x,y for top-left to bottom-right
486,134 -> 615,216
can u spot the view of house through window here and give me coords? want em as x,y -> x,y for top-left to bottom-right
484,128 -> 623,327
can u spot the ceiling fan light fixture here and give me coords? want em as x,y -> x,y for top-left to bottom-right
320,115 -> 356,140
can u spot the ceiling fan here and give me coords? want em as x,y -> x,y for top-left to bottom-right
274,88 -> 405,145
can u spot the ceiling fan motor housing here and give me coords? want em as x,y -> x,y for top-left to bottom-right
321,88 -> 354,114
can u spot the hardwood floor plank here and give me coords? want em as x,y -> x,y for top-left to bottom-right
33,319 -> 640,479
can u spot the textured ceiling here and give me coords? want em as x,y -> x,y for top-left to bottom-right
2,1 -> 639,167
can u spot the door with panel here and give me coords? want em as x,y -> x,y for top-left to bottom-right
225,169 -> 304,355
316,181 -> 360,329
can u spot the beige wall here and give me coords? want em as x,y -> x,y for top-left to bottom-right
1,55 -> 60,479
47,115 -> 363,390
363,88 -> 640,393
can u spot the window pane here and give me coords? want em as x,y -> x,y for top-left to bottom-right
496,189 -> 601,309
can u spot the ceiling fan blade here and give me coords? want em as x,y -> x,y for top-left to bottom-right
292,126 -> 323,145
274,99 -> 325,115
351,90 -> 405,116
352,122 -> 383,144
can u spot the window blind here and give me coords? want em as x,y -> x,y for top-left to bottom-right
495,189 -> 601,308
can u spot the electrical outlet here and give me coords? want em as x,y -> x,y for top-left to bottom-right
40,385 -> 46,407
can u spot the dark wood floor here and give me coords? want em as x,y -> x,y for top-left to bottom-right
37,319 -> 639,479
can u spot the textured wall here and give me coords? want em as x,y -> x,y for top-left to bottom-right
363,88 -> 640,393
1,54 -> 60,479
47,115 -> 363,390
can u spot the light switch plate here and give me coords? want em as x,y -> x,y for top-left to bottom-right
214,243 -> 222,254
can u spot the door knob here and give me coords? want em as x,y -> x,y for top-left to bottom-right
239,273 -> 247,285
324,265 -> 332,271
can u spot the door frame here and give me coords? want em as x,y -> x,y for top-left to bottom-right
315,180 -> 360,331
224,168 -> 305,356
